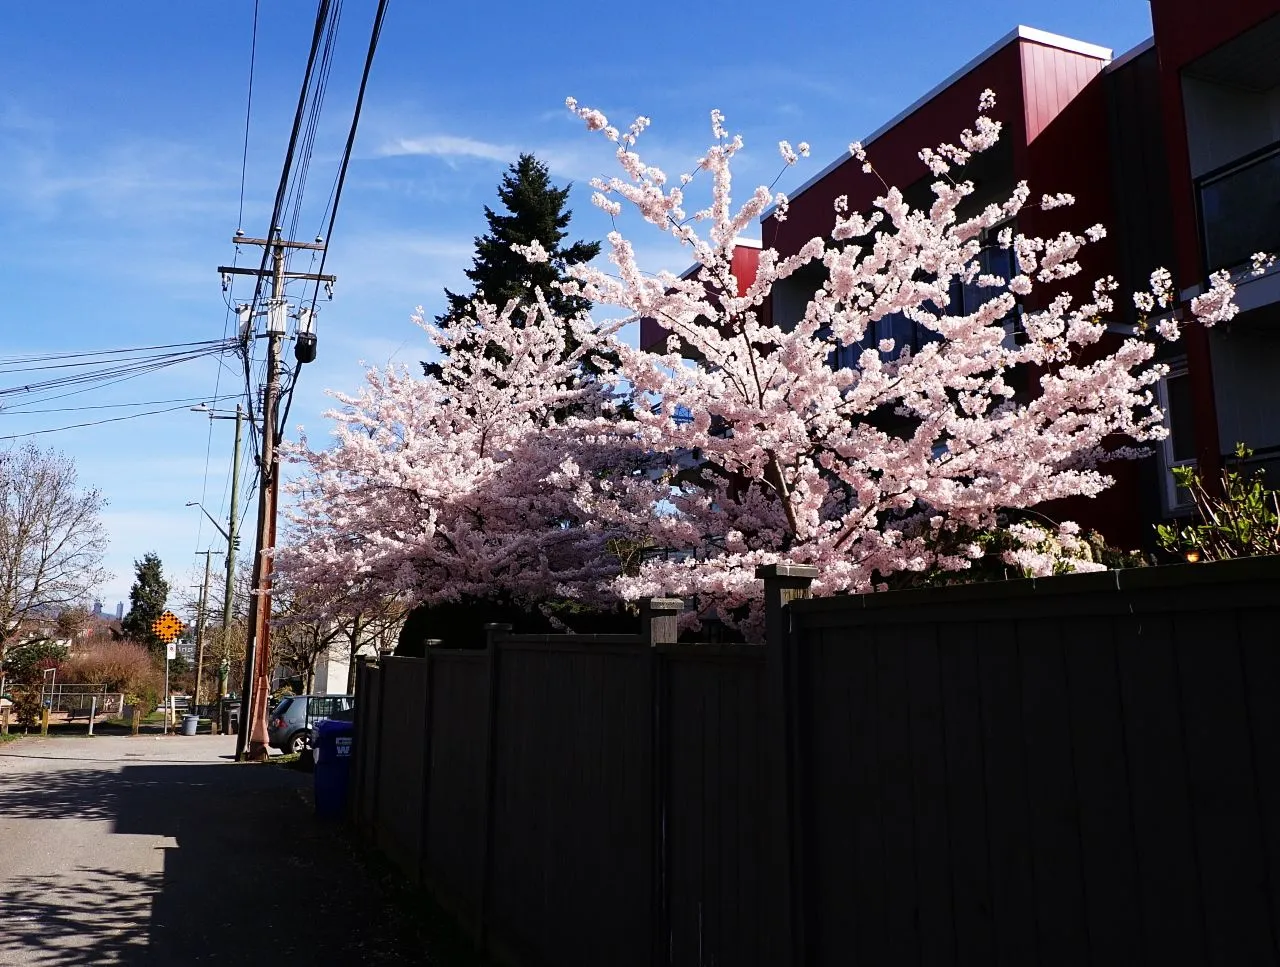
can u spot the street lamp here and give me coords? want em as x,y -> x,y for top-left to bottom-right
189,403 -> 247,737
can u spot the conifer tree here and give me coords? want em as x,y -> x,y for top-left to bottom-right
436,153 -> 600,341
122,552 -> 169,651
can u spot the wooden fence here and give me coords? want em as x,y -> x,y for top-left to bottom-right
351,555 -> 1280,966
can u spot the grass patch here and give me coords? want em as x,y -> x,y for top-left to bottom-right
0,732 -> 23,744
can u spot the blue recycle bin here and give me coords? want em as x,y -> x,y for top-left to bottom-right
313,718 -> 355,820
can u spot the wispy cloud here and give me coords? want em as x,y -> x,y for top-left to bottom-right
379,133 -> 515,163
374,127 -> 602,184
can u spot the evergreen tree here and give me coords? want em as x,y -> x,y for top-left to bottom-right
122,552 -> 169,650
435,153 -> 600,347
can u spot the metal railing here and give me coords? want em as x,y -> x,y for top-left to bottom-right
39,684 -> 124,717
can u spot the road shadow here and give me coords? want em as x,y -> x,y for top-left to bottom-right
0,759 -> 430,965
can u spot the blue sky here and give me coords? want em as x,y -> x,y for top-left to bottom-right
0,1 -> 1156,610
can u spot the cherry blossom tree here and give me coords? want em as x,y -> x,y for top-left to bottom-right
544,93 -> 1238,629
283,92 -> 1240,637
276,293 -> 643,624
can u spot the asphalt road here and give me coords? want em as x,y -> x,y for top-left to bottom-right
0,734 -> 439,966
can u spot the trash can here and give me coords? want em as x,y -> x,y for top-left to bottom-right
181,714 -> 199,736
313,719 -> 355,820
220,701 -> 241,735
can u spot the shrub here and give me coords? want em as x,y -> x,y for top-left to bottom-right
10,688 -> 43,730
1157,444 -> 1280,561
61,640 -> 158,699
2,639 -> 68,684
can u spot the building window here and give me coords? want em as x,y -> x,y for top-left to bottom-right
831,224 -> 1017,369
1157,364 -> 1197,514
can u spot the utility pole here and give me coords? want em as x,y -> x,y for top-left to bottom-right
220,228 -> 333,761
222,405 -> 243,699
189,404 -> 245,705
192,550 -> 219,709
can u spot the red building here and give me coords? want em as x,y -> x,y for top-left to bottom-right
1146,0 -> 1280,504
760,9 -> 1280,551
638,238 -> 763,353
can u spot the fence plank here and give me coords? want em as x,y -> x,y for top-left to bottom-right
736,657 -> 768,965
905,623 -> 956,967
1115,611 -> 1208,964
668,657 -> 713,967
875,626 -> 921,963
976,621 -> 1038,965
375,658 -> 429,881
422,653 -> 490,929
359,666 -> 383,834
486,642 -> 654,967
799,620 -> 882,966
1018,618 -> 1089,967
1061,617 -> 1143,964
664,653 -> 770,967
937,623 -> 994,967
1174,610 -> 1277,965
1239,608 -> 1280,955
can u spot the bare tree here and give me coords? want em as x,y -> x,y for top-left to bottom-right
270,577 -> 346,694
0,445 -> 108,695
340,601 -> 408,693
176,558 -> 252,700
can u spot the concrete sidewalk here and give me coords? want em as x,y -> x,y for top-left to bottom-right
0,734 -> 444,966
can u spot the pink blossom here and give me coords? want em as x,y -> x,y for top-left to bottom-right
285,95 -> 1239,635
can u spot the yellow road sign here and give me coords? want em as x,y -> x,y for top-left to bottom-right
151,610 -> 186,644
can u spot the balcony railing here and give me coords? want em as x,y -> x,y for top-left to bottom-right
1197,140 -> 1280,275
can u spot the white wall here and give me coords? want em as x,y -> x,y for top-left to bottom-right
1183,76 -> 1280,177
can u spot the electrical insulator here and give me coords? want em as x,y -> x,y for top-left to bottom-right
267,299 -> 288,335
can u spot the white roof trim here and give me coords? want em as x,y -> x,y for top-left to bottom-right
764,25 -> 1114,219
1105,36 -> 1156,74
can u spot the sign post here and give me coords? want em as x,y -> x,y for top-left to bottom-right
151,611 -> 187,735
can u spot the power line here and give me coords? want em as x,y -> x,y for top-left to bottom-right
0,402 -> 226,441
0,394 -> 238,416
284,0 -> 343,254
238,0 -> 260,231
233,0 -> 335,480
279,0 -> 390,435
304,0 -> 388,319
241,0 -> 334,341
0,341 -> 237,399
0,338 -> 233,367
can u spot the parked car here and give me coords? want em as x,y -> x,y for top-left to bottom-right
267,694 -> 354,754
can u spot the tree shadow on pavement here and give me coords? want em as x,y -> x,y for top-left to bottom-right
0,759 -> 432,965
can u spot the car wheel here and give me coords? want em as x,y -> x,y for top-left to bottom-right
285,730 -> 312,755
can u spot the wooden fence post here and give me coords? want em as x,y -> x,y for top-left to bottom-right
640,596 -> 683,646
418,639 -> 442,885
40,707 -> 49,736
351,656 -> 370,825
371,661 -> 389,840
478,623 -> 511,953
640,597 -> 682,967
758,563 -> 818,967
